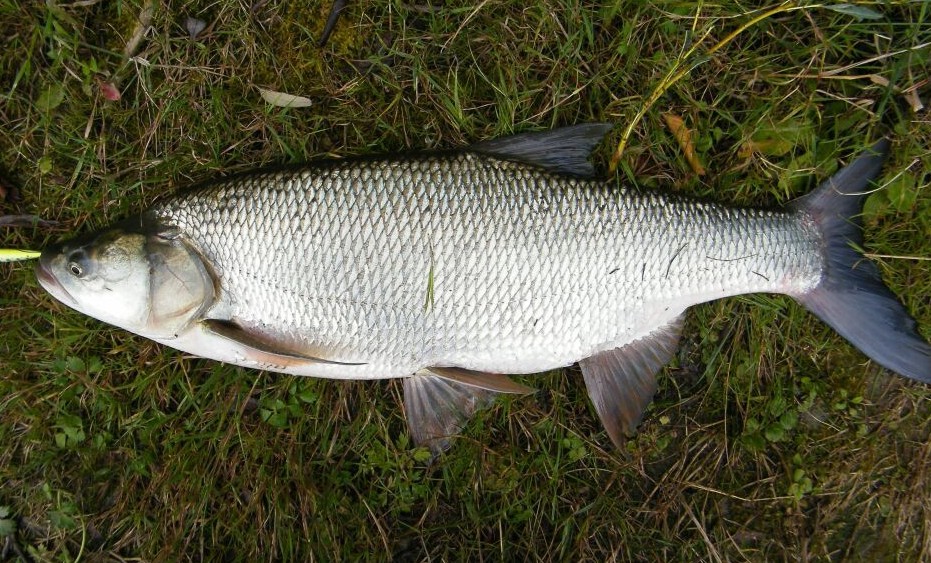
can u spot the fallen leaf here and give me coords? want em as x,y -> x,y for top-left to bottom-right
98,79 -> 121,101
185,17 -> 206,39
663,113 -> 705,176
258,88 -> 313,108
36,84 -> 65,112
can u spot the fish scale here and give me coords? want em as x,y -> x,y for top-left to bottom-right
149,152 -> 821,379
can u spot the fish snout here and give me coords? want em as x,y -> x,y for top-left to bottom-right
35,246 -> 76,306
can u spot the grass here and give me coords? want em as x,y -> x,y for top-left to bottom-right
1,0 -> 930,560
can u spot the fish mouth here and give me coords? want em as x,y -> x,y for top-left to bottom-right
35,254 -> 77,307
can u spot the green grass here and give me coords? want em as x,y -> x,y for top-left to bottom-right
1,0 -> 930,560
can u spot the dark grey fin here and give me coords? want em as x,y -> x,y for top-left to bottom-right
471,123 -> 613,178
427,366 -> 535,394
579,317 -> 684,450
403,372 -> 498,454
791,139 -> 931,383
318,0 -> 347,47
201,319 -> 366,366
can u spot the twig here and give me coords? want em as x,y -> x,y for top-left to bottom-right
0,215 -> 58,228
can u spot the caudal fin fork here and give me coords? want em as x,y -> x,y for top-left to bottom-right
793,139 -> 931,383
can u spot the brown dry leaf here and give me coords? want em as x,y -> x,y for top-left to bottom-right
663,113 -> 705,176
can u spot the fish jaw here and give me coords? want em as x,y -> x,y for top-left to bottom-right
36,254 -> 77,308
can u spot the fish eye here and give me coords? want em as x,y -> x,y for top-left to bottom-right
66,249 -> 90,278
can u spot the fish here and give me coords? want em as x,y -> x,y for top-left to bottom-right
35,124 -> 931,452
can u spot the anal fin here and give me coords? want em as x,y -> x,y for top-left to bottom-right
201,319 -> 365,367
579,317 -> 684,450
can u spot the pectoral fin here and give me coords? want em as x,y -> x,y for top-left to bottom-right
201,319 -> 365,367
579,317 -> 684,450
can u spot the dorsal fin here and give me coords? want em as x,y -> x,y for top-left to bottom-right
471,123 -> 613,178
579,316 -> 684,450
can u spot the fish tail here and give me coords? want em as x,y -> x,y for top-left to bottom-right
792,139 -> 931,382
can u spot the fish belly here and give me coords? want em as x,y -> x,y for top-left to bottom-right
153,153 -> 823,379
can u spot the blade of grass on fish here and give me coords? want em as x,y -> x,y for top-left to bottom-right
0,249 -> 40,263
424,247 -> 435,313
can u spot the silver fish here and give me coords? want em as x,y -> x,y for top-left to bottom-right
36,125 -> 931,451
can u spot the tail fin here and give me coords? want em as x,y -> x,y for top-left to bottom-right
793,139 -> 931,383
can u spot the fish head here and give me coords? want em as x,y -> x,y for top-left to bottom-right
36,221 -> 216,339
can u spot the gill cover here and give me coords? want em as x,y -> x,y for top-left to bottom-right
144,229 -> 216,336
